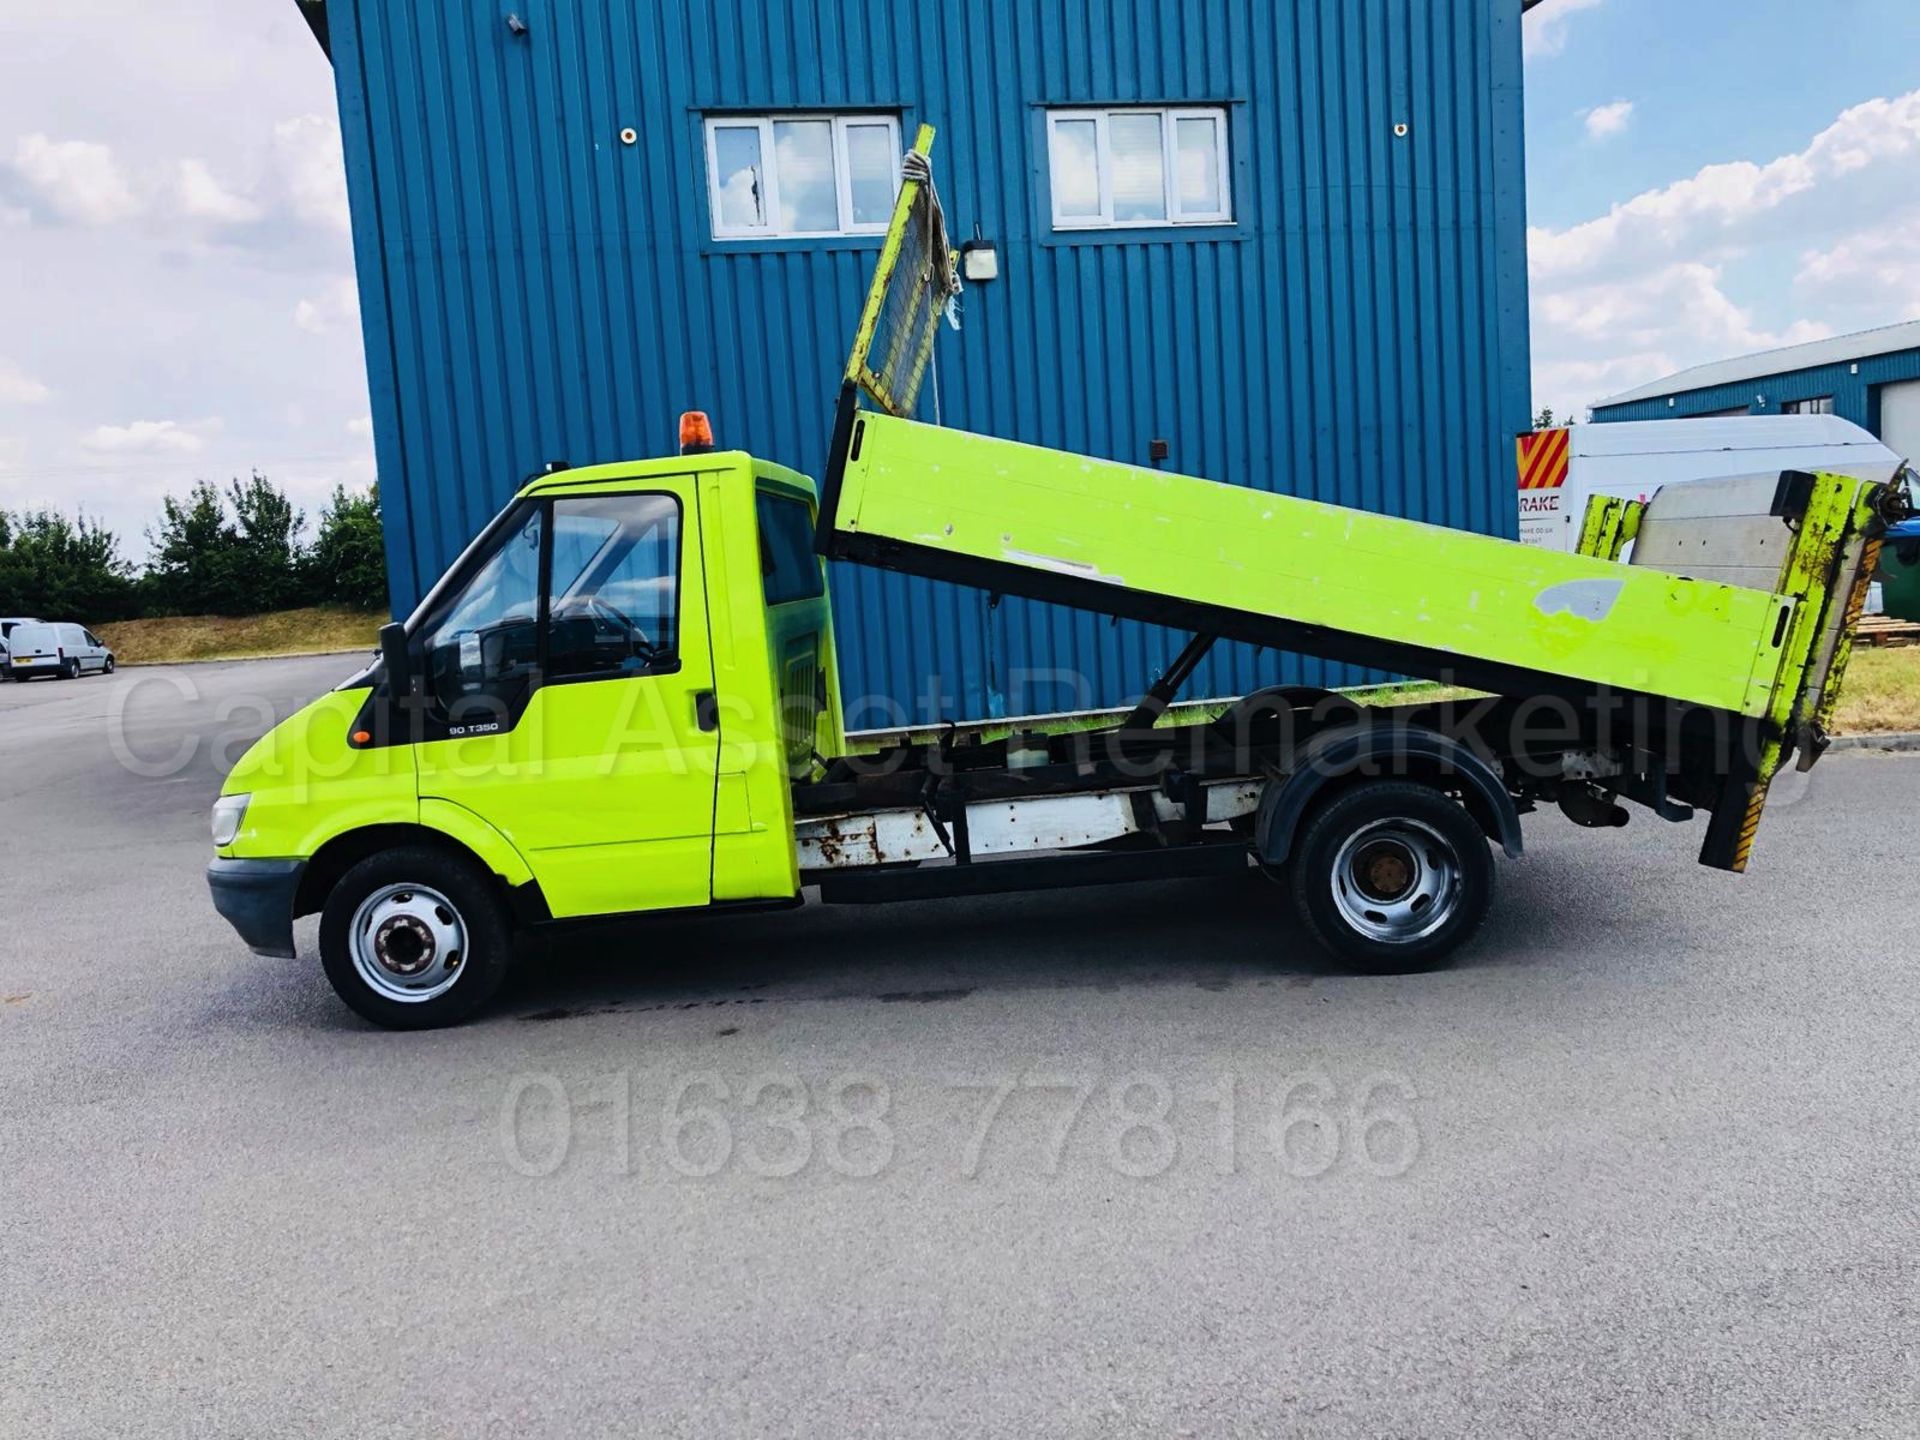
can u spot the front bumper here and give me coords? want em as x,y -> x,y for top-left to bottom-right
206,857 -> 305,958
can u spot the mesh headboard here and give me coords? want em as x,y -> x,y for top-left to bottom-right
841,125 -> 957,419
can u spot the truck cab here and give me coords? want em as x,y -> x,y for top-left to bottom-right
209,448 -> 843,1025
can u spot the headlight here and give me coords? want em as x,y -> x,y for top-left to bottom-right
211,793 -> 251,847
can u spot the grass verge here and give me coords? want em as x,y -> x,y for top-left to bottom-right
1831,646 -> 1920,735
96,606 -> 384,666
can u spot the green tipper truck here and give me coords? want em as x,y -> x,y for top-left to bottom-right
207,128 -> 1903,1028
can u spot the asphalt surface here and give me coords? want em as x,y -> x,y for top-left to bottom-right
4,653 -> 1917,1437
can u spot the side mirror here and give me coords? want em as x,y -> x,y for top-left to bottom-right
378,622 -> 414,700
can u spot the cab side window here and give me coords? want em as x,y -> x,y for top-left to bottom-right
417,504 -> 544,718
546,493 -> 680,681
757,491 -> 824,605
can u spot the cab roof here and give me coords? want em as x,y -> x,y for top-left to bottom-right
516,451 -> 815,502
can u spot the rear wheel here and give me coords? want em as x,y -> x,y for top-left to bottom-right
1289,780 -> 1492,972
319,845 -> 513,1029
61,659 -> 79,680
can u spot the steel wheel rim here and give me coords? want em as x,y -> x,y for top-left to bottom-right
348,882 -> 469,1003
1329,817 -> 1462,944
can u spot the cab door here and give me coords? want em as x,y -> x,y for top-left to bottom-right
412,481 -> 719,918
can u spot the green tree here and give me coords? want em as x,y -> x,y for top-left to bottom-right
141,472 -> 322,616
228,471 -> 310,611
307,482 -> 389,612
0,509 -> 138,620
143,479 -> 242,615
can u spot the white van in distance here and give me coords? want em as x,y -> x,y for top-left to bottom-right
5,622 -> 115,680
1517,416 -> 1909,552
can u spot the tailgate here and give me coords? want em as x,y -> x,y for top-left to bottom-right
1586,468 -> 1905,869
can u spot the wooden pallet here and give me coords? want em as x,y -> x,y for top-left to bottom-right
1857,614 -> 1920,648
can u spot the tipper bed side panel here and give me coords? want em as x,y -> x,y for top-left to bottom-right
829,412 -> 1792,717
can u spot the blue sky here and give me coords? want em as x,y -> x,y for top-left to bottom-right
1527,0 -> 1920,228
1523,0 -> 1920,417
1,1 -> 1918,547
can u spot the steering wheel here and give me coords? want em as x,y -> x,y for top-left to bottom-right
580,594 -> 659,661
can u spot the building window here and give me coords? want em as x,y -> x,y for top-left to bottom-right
1046,106 -> 1231,230
704,114 -> 900,240
1781,396 -> 1835,415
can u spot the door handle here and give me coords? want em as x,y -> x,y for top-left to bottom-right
694,690 -> 719,732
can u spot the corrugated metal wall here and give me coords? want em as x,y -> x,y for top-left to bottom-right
1592,348 -> 1920,438
327,0 -> 1531,723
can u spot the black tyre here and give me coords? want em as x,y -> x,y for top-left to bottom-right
319,844 -> 514,1029
61,659 -> 79,680
103,655 -> 115,674
1289,780 -> 1492,972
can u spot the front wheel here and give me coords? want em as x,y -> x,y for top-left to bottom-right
1288,780 -> 1492,972
319,845 -> 514,1029
103,655 -> 115,674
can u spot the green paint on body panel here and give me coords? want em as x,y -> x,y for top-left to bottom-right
838,413 -> 1789,716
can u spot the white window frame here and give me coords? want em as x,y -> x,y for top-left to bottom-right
704,113 -> 901,241
1046,105 -> 1232,231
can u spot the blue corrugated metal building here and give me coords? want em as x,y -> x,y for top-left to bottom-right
298,0 -> 1536,726
1590,321 -> 1920,467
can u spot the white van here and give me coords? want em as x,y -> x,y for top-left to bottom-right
4,621 -> 115,681
1518,416 -> 1909,552
0,617 -> 41,674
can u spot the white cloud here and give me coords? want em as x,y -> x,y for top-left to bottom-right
8,121 -> 350,239
1530,89 -> 1920,415
1796,213 -> 1920,322
10,134 -> 143,225
1538,261 -> 1827,355
271,114 -> 351,235
1532,263 -> 1833,418
78,419 -> 215,455
294,275 -> 361,335
0,359 -> 51,406
174,158 -> 262,224
346,415 -> 374,439
1583,100 -> 1634,141
1523,0 -> 1605,60
1532,91 -> 1920,283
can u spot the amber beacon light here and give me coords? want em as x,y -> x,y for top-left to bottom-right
679,410 -> 715,455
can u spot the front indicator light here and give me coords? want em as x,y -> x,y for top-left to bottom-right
211,793 -> 252,847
